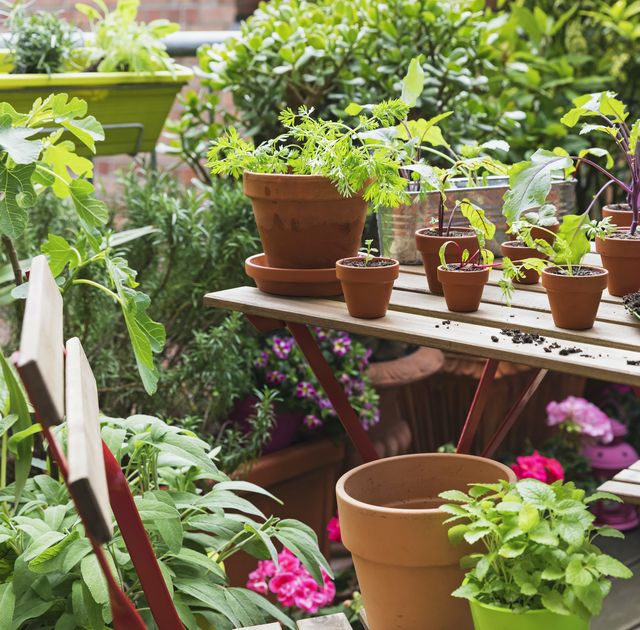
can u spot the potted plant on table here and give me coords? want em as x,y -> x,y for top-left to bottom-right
208,98 -> 418,272
440,479 -> 632,630
336,239 -> 400,319
1,1 -> 192,156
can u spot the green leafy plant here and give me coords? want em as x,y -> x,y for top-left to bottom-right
0,412 -> 331,629
440,479 -> 632,620
9,10 -> 78,74
359,239 -> 379,266
77,0 -> 179,73
208,99 -> 416,210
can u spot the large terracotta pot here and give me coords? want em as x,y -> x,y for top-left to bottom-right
541,265 -> 608,330
595,232 -> 640,296
602,203 -> 633,228
469,599 -> 588,630
530,222 -> 559,245
415,227 -> 479,295
336,257 -> 399,318
336,453 -> 516,630
243,172 -> 367,269
501,241 -> 546,285
437,265 -> 490,312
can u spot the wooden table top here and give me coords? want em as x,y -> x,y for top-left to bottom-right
204,252 -> 640,387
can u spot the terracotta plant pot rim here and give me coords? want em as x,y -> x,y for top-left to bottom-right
336,453 -> 512,516
243,170 -> 363,201
542,265 -> 607,278
337,256 -> 399,269
502,240 -> 536,248
438,265 -> 489,274
415,226 -> 477,239
603,232 -> 640,240
245,171 -> 335,183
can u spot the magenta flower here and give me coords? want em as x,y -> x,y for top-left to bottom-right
296,381 -> 316,399
326,516 -> 341,544
254,351 -> 269,369
272,336 -> 294,360
512,451 -> 564,483
247,549 -> 335,614
304,414 -> 322,429
546,396 -> 614,443
266,370 -> 286,385
332,336 -> 351,357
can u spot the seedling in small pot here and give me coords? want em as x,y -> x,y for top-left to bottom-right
336,239 -> 399,319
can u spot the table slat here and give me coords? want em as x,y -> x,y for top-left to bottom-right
613,469 -> 640,484
599,480 -> 640,504
297,614 -> 351,629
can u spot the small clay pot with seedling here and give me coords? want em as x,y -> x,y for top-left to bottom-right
336,240 -> 399,319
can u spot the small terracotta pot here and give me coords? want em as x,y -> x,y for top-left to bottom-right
595,232 -> 640,297
530,222 -> 559,245
541,266 -> 608,330
602,203 -> 633,228
336,453 -> 516,630
437,265 -> 490,313
336,257 -> 400,318
415,227 -> 478,295
243,172 -> 367,269
500,241 -> 546,285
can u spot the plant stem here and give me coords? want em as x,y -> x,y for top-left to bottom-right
2,235 -> 23,287
72,279 -> 123,305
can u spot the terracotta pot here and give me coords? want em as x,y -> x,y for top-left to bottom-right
415,227 -> 479,295
595,232 -> 640,297
469,599 -> 588,630
437,265 -> 490,313
541,266 -> 608,330
603,203 -> 633,228
530,222 -> 559,245
336,453 -> 516,630
336,257 -> 400,318
500,241 -> 546,285
245,253 -> 342,297
243,172 -> 367,269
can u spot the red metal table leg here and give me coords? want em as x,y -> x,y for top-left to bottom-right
482,369 -> 548,459
456,359 -> 500,454
286,322 -> 379,462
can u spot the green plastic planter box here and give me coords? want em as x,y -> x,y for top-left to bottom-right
0,55 -> 192,156
470,599 -> 589,630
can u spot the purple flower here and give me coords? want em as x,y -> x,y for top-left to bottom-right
314,327 -> 328,341
296,381 -> 316,399
351,378 -> 365,393
254,351 -> 269,369
339,373 -> 353,395
272,336 -> 294,360
318,398 -> 333,410
304,414 -> 322,429
546,396 -> 614,443
266,370 -> 286,385
332,336 -> 351,357
359,348 -> 373,368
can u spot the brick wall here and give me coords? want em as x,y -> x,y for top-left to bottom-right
35,0 -> 238,30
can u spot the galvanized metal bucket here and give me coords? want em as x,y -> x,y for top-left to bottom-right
377,177 -> 577,264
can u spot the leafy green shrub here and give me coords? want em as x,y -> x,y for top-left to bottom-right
9,10 -> 77,74
441,479 -> 632,619
200,0 -> 513,147
0,412 -> 330,629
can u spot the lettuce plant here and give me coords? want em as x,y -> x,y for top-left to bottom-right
440,479 -> 632,620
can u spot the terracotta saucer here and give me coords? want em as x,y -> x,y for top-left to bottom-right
245,254 -> 343,297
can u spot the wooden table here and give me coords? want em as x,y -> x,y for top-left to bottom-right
205,251 -> 640,462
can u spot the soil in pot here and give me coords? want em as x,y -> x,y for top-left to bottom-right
595,230 -> 640,296
336,257 -> 400,319
415,227 -> 479,295
530,222 -> 559,245
500,241 -> 546,285
541,265 -> 608,330
469,599 -> 588,630
336,453 -> 516,630
437,264 -> 490,313
602,203 -> 633,228
243,172 -> 367,269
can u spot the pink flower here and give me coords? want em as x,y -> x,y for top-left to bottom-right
327,516 -> 341,543
304,414 -> 322,429
332,336 -> 351,357
272,336 -> 294,360
512,451 -> 564,484
296,381 -> 316,399
247,549 -> 335,614
546,396 -> 614,443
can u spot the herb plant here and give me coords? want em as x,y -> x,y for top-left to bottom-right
208,100 -> 416,210
77,0 -> 179,73
9,10 -> 78,74
440,479 -> 632,620
359,239 -> 379,266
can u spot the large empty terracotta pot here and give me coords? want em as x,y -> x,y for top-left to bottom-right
243,172 -> 367,269
336,453 -> 515,630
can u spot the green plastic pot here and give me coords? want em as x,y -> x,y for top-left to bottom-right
0,53 -> 192,156
470,599 -> 589,630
